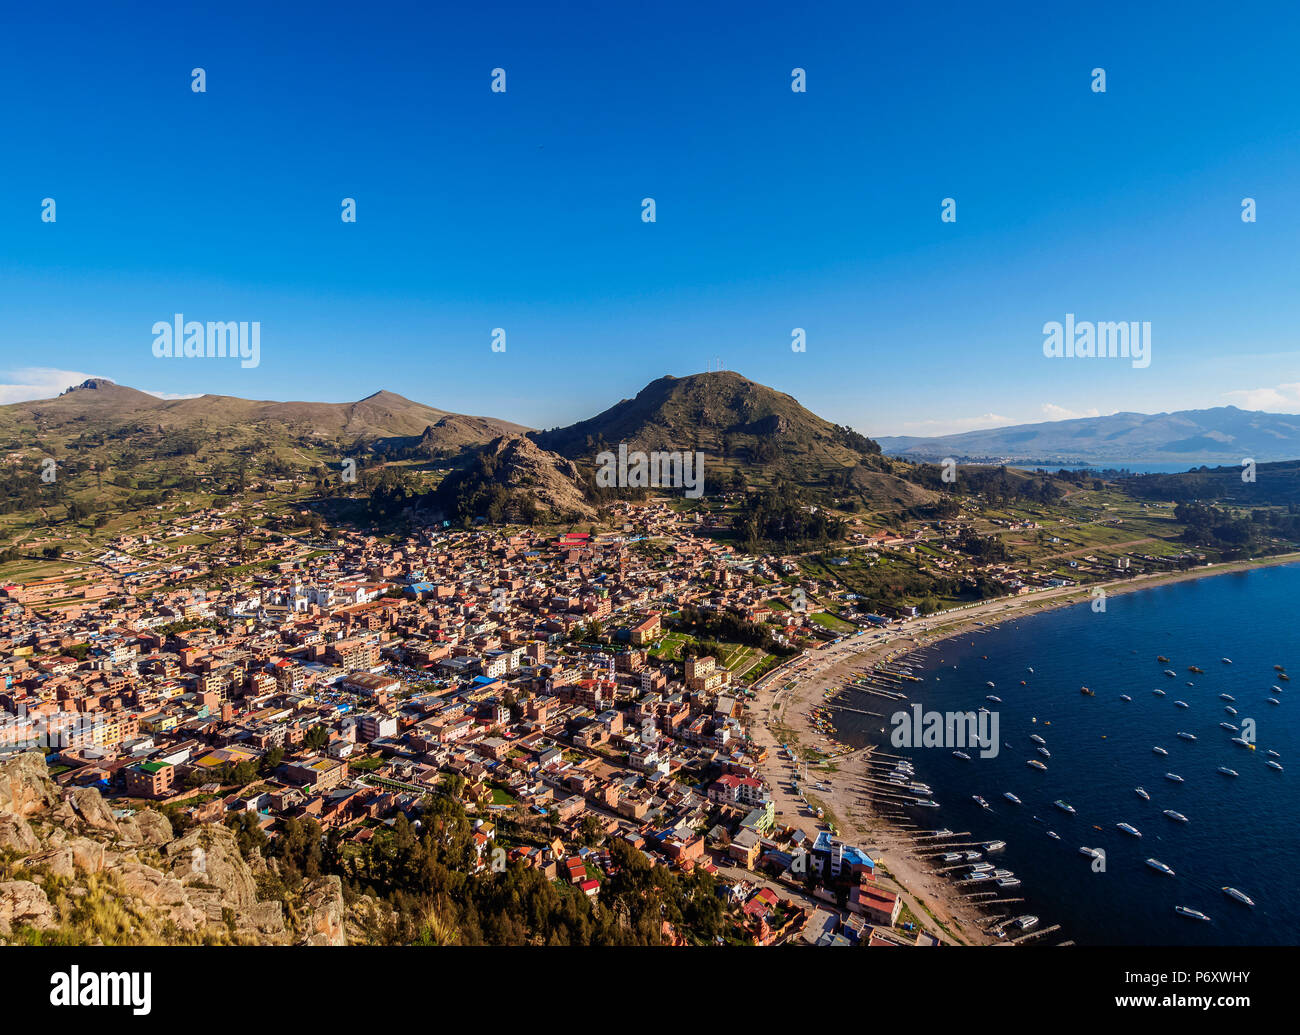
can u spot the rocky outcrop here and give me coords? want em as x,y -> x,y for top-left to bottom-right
0,751 -> 325,946
0,880 -> 56,935
300,875 -> 346,946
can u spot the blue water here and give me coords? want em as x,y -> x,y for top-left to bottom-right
834,563 -> 1300,945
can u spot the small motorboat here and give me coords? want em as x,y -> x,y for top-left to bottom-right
953,750 -> 971,760
1153,746 -> 1169,756
1165,772 -> 1184,783
1174,700 -> 1189,709
1003,792 -> 1022,805
1026,759 -> 1047,771
1220,722 -> 1238,731
1037,747 -> 1051,758
1120,694 -> 1132,702
1116,822 -> 1142,837
1267,760 -> 1283,771
1217,766 -> 1239,777
1225,706 -> 1238,715
1046,831 -> 1060,840
1153,689 -> 1166,697
1079,846 -> 1102,858
1176,731 -> 1197,741
996,876 -> 1021,888
1054,799 -> 1076,814
1175,906 -> 1211,921
1146,858 -> 1175,876
1221,658 -> 1232,665
986,695 -> 1002,703
1080,686 -> 1094,696
1163,809 -> 1188,823
1220,693 -> 1235,702
972,795 -> 991,808
1230,736 -> 1251,747
984,840 -> 1006,852
1163,669 -> 1177,678
1135,787 -> 1150,800
1222,887 -> 1255,907
1029,734 -> 1046,746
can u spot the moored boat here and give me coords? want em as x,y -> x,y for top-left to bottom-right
1117,822 -> 1142,837
1163,809 -> 1188,822
1135,787 -> 1150,800
1217,766 -> 1239,777
1165,772 -> 1184,783
1222,887 -> 1255,907
1175,905 -> 1211,921
1146,858 -> 1176,876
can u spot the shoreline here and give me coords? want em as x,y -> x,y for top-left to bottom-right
747,551 -> 1300,945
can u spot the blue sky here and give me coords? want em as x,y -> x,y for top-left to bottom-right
2,1 -> 1299,435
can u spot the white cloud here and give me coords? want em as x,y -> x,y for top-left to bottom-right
0,367 -> 103,404
898,413 -> 1017,436
1222,382 -> 1300,412
1038,403 -> 1102,421
0,368 -> 201,404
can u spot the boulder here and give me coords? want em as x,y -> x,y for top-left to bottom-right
0,813 -> 40,854
299,875 -> 346,946
0,880 -> 56,936
0,751 -> 60,819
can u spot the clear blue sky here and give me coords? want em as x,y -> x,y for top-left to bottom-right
2,0 -> 1299,435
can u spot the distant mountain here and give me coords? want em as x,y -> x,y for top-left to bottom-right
4,379 -> 526,445
530,371 -> 933,505
876,406 -> 1300,466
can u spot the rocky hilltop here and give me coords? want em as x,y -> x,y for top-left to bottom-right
0,751 -> 349,945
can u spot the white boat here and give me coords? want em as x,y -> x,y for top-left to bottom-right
1037,747 -> 1051,758
1231,736 -> 1251,747
970,862 -> 994,872
1153,689 -> 1166,697
996,876 -> 1021,888
1225,706 -> 1238,715
972,795 -> 991,809
1267,760 -> 1283,771
1220,693 -> 1235,701
1153,746 -> 1168,756
1163,809 -> 1188,822
1272,686 -> 1284,694
964,851 -> 981,861
1015,915 -> 1039,930
914,799 -> 940,808
1164,669 -> 1177,677
1176,731 -> 1197,741
1079,846 -> 1102,858
1046,830 -> 1060,840
993,868 -> 1014,879
984,840 -> 1006,852
1146,858 -> 1175,876
1220,722 -> 1238,731
1165,772 -> 1184,783
1174,700 -> 1189,709
1175,905 -> 1211,921
1217,766 -> 1239,777
953,750 -> 971,760
1267,750 -> 1280,758
1117,822 -> 1142,837
1222,658 -> 1232,664
1029,734 -> 1046,746
986,681 -> 996,688
1003,792 -> 1022,805
1120,694 -> 1132,702
1026,759 -> 1047,771
1135,787 -> 1150,800
1222,887 -> 1255,907
986,695 -> 1002,703
1054,799 -> 1076,814
942,852 -> 962,862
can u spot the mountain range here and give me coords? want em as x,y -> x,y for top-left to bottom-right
876,406 -> 1300,466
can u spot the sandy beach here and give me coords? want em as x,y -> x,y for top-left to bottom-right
747,551 -> 1300,945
